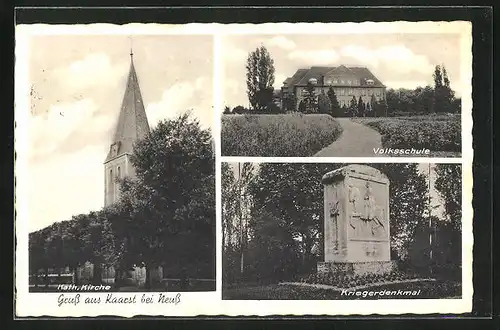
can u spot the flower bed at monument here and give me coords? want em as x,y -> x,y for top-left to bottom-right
353,114 -> 460,154
300,270 -> 420,289
222,280 -> 461,300
221,113 -> 343,156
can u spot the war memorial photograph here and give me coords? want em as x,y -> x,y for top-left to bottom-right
220,33 -> 465,158
222,162 -> 463,300
19,33 -> 216,293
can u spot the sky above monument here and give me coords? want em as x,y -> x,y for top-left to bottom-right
222,33 -> 462,110
25,34 -> 213,232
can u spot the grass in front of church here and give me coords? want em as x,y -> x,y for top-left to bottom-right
221,113 -> 343,157
353,114 -> 461,157
222,279 -> 461,300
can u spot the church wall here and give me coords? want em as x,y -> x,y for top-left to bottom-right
104,156 -> 129,206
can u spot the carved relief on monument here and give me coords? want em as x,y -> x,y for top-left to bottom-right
348,180 -> 388,240
327,191 -> 340,251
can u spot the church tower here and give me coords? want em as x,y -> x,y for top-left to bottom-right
104,50 -> 150,206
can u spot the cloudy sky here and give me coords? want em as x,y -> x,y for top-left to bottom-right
222,33 -> 462,109
24,34 -> 213,232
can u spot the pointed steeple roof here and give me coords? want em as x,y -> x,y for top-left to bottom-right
105,52 -> 150,163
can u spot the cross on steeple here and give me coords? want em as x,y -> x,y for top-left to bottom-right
129,36 -> 134,58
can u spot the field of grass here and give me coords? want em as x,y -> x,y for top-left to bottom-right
222,280 -> 461,300
221,113 -> 343,157
353,114 -> 461,157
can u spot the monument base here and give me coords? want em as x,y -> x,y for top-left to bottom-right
317,261 -> 395,277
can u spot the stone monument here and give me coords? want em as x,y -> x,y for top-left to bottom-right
317,164 -> 395,276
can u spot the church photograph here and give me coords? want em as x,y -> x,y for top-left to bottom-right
21,33 -> 215,292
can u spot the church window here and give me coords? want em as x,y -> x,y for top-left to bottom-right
117,166 -> 121,178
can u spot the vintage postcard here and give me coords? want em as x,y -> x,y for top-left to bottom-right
15,21 -> 472,317
15,25 -> 218,317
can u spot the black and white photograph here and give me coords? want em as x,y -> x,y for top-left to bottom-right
220,33 -> 467,157
15,20 -> 474,317
222,162 -> 462,300
22,33 -> 216,293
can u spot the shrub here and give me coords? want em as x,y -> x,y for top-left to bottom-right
300,269 -> 419,288
221,113 -> 343,157
354,115 -> 461,152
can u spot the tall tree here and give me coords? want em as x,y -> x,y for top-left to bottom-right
221,162 -> 237,283
248,163 -> 336,273
327,87 -> 341,117
302,82 -> 318,113
371,163 -> 429,259
235,163 -> 255,275
433,163 -> 462,275
357,96 -> 365,117
119,113 -> 215,288
433,65 -> 446,113
349,96 -> 358,117
245,209 -> 300,282
441,65 -> 456,113
246,46 -> 276,112
245,162 -> 429,280
434,164 -> 462,230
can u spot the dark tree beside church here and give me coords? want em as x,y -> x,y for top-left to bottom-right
119,113 -> 215,289
282,93 -> 297,112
